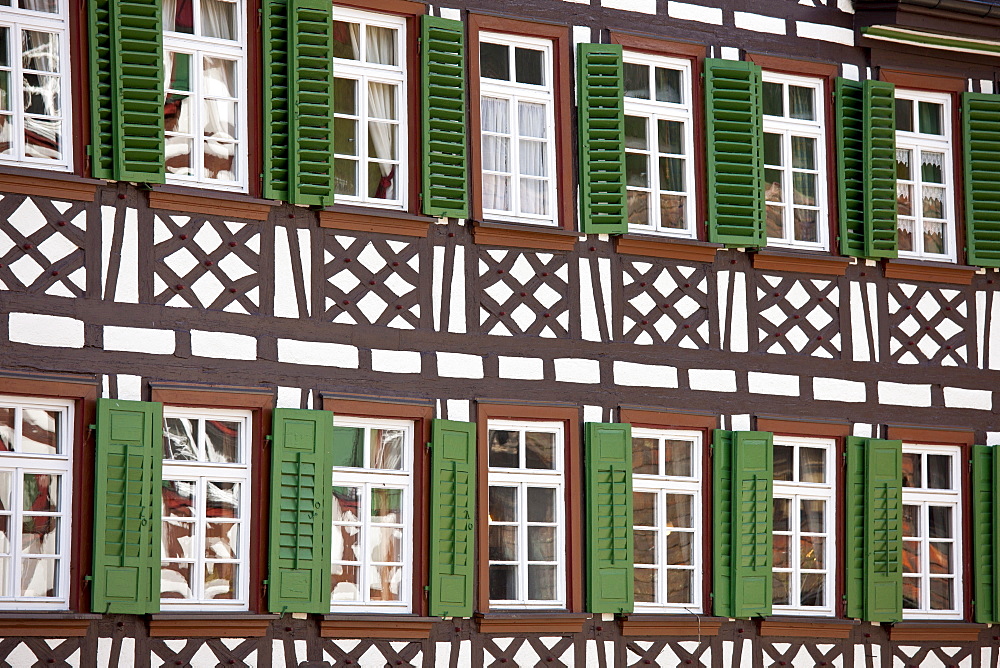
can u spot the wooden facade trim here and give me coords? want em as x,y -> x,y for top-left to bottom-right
886,425 -> 976,446
877,68 -> 967,93
319,208 -> 435,238
472,220 -> 579,252
752,250 -> 851,276
755,416 -> 852,438
474,613 -> 590,634
0,169 -> 99,202
147,614 -> 279,637
147,188 -> 274,221
758,617 -> 858,638
619,615 -> 724,637
332,0 -> 425,15
608,32 -> 707,59
883,259 -> 977,285
616,235 -> 720,263
618,406 -> 717,430
0,613 -> 100,637
889,621 -> 984,642
746,53 -> 839,78
320,615 -> 438,639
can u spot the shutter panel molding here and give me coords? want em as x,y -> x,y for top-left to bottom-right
705,59 -> 765,248
262,0 -> 291,201
972,444 -> 998,622
88,0 -> 164,182
585,422 -> 633,613
92,398 -> 163,614
428,419 -> 476,617
863,80 -> 898,259
962,92 -> 1000,268
713,429 -> 772,618
578,43 -> 628,235
268,408 -> 334,613
421,16 -> 468,219
844,435 -> 866,620
835,78 -> 866,258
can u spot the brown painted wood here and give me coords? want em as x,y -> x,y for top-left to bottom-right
473,220 -> 579,251
148,189 -> 273,221
333,0 -> 425,14
747,54 -> 839,78
474,612 -> 589,634
147,614 -> 278,637
0,613 -> 99,637
319,209 -> 434,238
879,68 -> 967,93
0,170 -> 98,202
619,615 -> 723,637
320,615 -> 438,639
752,250 -> 851,276
889,622 -> 984,642
756,417 -> 851,437
609,32 -> 707,60
886,425 -> 976,446
883,259 -> 977,285
616,236 -> 720,263
758,617 -> 858,638
619,407 -> 717,430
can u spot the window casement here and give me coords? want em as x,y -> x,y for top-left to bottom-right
160,407 -> 251,611
771,436 -> 836,616
623,52 -> 696,238
487,420 -> 565,609
332,7 -> 407,210
762,73 -> 828,250
478,32 -> 557,226
901,444 -> 962,619
0,0 -> 71,170
631,428 -> 702,612
329,416 -> 414,612
895,90 -> 956,262
0,395 -> 72,610
163,0 -> 248,192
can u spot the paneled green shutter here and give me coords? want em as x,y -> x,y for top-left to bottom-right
864,438 -> 902,622
87,0 -> 164,182
972,444 -> 998,622
268,408 -> 333,613
962,93 -> 1000,267
262,0 -> 291,201
863,80 -> 897,259
429,419 -> 476,617
712,429 -> 733,618
844,436 -> 866,619
421,16 -> 468,219
585,422 -> 633,613
92,398 -> 162,613
578,44 -> 628,235
705,59 -> 764,248
835,79 -> 866,257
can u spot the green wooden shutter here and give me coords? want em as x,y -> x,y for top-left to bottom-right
262,0 -> 291,201
428,419 -> 476,617
585,422 -> 633,613
864,438 -> 902,622
88,0 -> 164,182
578,44 -> 628,235
844,436 -> 866,619
92,398 -> 162,613
268,408 -> 333,613
962,93 -> 1000,267
863,80 -> 897,259
705,59 -> 764,248
421,16 -> 468,219
972,444 -> 998,622
712,429 -> 733,617
835,79 -> 866,257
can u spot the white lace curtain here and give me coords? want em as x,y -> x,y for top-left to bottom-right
480,96 -> 548,214
366,27 -> 396,199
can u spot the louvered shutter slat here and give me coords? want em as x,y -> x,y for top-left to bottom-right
836,79 -> 866,257
712,429 -> 734,618
863,80 -> 897,259
731,430 -> 772,618
262,0 -> 290,201
864,438 -> 903,622
578,44 -> 628,234
268,408 -> 333,613
972,445 -> 996,622
844,436 -> 866,619
429,419 -> 476,617
962,93 -> 1000,267
585,422 -> 633,613
92,399 -> 162,613
705,59 -> 765,248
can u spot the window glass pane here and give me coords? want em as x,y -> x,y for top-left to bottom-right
800,536 -> 824,569
773,571 -> 790,605
332,427 -> 364,468
526,487 -> 555,522
792,173 -> 816,207
626,153 -> 648,188
902,453 -> 921,488
767,203 -> 784,239
763,82 -> 783,117
928,505 -> 951,538
794,208 -> 818,243
800,499 -> 825,533
902,505 -> 920,538
164,418 -> 198,461
519,139 -> 546,177
929,577 -> 952,610
20,409 -> 58,455
333,77 -> 356,115
20,558 -> 56,598
21,516 -> 57,554
371,565 -> 402,601
488,486 -> 517,523
0,470 -> 10,511
22,31 -> 58,73
633,491 -> 656,526
632,437 -> 657,475
22,0 -> 58,12
800,573 -> 824,606
918,101 -> 943,135
661,194 -> 685,229
334,117 -> 356,156
371,488 -> 401,523
370,428 -> 403,470
662,439 -> 691,477
0,72 -> 9,114
791,135 -> 815,170
659,157 -> 684,193
924,220 -> 945,255
204,420 -> 239,463
930,542 -> 951,574
368,82 -> 396,120
634,529 -> 655,564
519,177 -> 548,214
488,430 -> 519,468
896,98 -> 913,133
658,119 -> 683,155
654,67 -> 681,104
624,115 -> 646,150
773,534 -> 789,568
623,62 -> 649,99
163,518 -> 195,559
489,564 -> 516,599
0,407 -> 12,452
166,0 -> 195,33
788,85 -> 814,121
481,96 -> 508,134
23,74 -> 59,116
903,540 -> 920,574
666,569 -> 691,603
527,564 -> 555,600
773,445 -> 792,481
921,151 -> 945,185
489,525 -> 516,560
926,455 -> 951,489
0,28 -> 7,70
206,481 -> 239,518
525,431 -> 555,469
514,47 -> 544,85
628,191 -> 649,226
922,186 -> 945,220
665,494 -> 692,528
798,447 -> 825,483
162,563 -> 194,599
332,21 -> 360,60
480,42 -> 509,81
666,532 -> 691,565
163,480 -> 196,517
331,565 -> 360,600
201,0 -> 236,40
764,133 -> 782,167
366,25 -> 397,66
205,522 -> 237,559
634,568 -> 655,602
332,486 -> 360,524
903,576 -> 919,608
773,497 -> 790,532
528,526 -> 555,561
205,563 -> 237,599
518,101 -> 546,139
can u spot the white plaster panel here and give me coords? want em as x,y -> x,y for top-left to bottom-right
977,290 -> 1000,369
498,356 -> 544,380
449,245 -> 466,333
99,638 -> 135,667
9,312 -> 84,348
842,63 -> 860,80
851,282 -> 879,362
437,352 -> 483,379
689,369 -> 737,392
554,358 -> 601,384
440,7 -> 461,19
731,414 -> 752,431
579,258 -> 601,342
602,0 -> 656,13
734,11 -> 786,34
813,377 -> 866,403
446,399 -> 471,422
274,227 -> 299,318
101,206 -> 138,303
190,329 -> 257,360
277,339 -> 359,369
989,432 -> 1000,446
878,381 -> 932,407
573,26 -> 591,48
668,0 -> 723,24
276,386 -> 302,409
796,21 -> 854,45
432,246 -> 445,331
613,361 -> 678,388
117,374 -> 142,401
944,387 -> 992,411
272,639 -> 308,668
104,325 -> 175,355
748,372 -> 799,396
371,349 -> 422,374
599,257 -> 613,339
586,641 -> 614,668
718,270 -> 749,352
436,641 -> 471,667
584,405 -> 603,423
719,46 -> 741,60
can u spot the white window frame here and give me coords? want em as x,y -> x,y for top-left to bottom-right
479,31 -> 558,226
771,436 -> 836,617
895,90 -> 956,263
631,428 -> 702,613
329,416 -> 414,612
331,6 -> 407,210
622,52 -> 696,239
0,395 -> 72,610
487,419 -> 565,609
163,0 -> 248,193
0,0 -> 72,171
762,72 -> 828,251
160,407 -> 252,611
901,443 -> 962,620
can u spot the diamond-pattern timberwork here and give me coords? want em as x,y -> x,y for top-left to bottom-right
483,636 -> 575,668
625,640 -> 711,668
148,638 -> 259,668
761,641 -> 843,668
0,638 -> 80,668
621,260 -> 710,348
321,637 -> 423,668
0,195 -> 86,297
891,643 -> 974,668
757,275 -> 841,358
887,283 -> 968,366
478,249 -> 571,337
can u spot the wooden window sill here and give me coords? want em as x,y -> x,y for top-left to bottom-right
758,617 -> 858,638
619,614 -> 724,637
0,612 -> 100,637
884,258 -> 978,285
890,621 -> 984,642
474,612 -> 590,634
472,220 -> 580,252
616,234 -> 720,263
320,614 -> 438,639
148,186 -> 275,221
752,249 -> 851,276
147,613 -> 279,637
0,167 -> 100,202
318,206 -> 436,238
